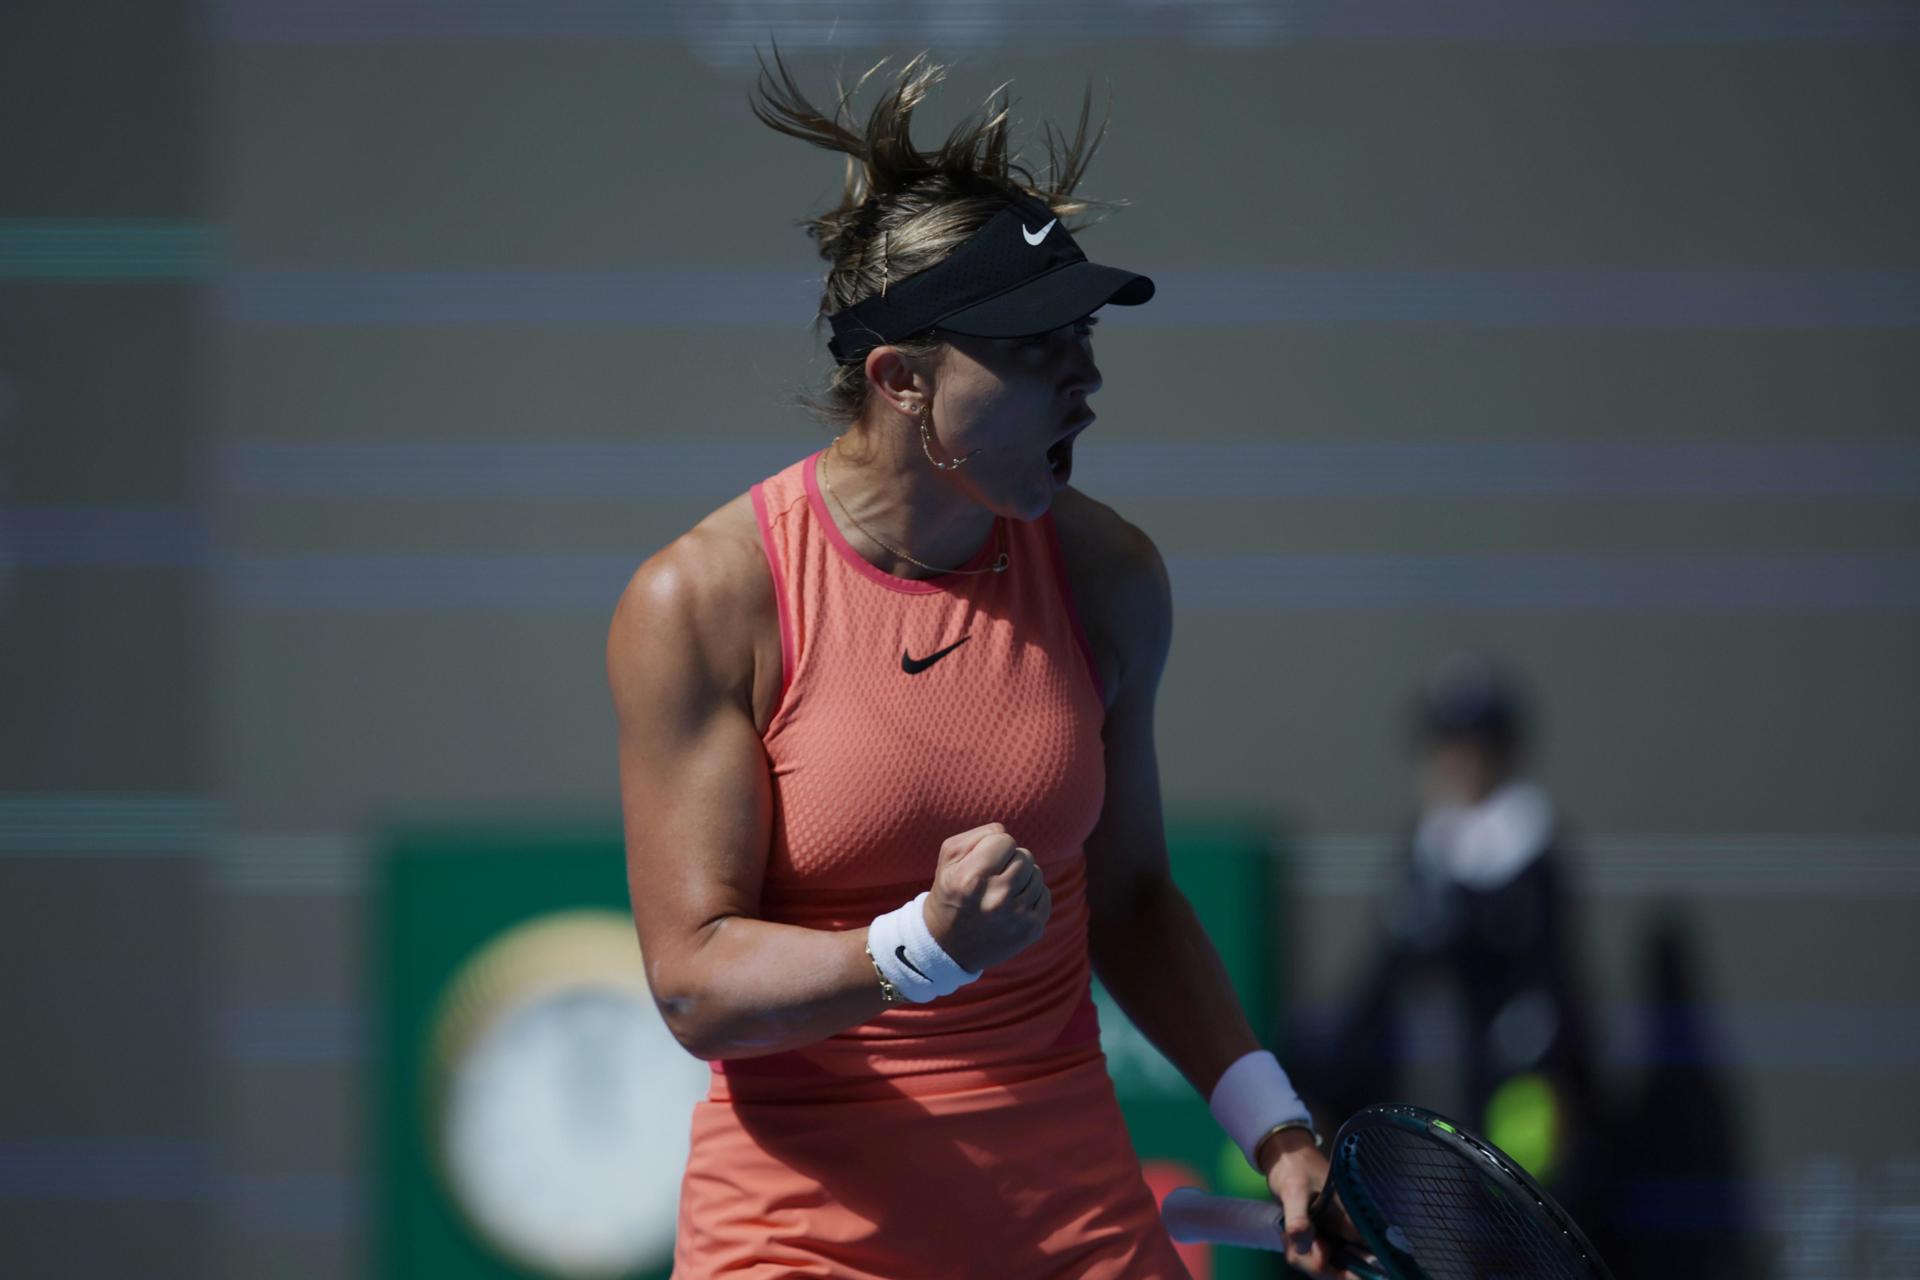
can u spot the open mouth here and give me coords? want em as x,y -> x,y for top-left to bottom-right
1046,436 -> 1074,484
1046,418 -> 1091,486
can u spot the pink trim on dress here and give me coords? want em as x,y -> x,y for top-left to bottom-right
749,481 -> 796,723
802,448 -> 1003,595
1041,509 -> 1107,708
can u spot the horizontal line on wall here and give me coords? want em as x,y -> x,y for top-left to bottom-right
216,439 -> 1920,500
209,0 -> 1920,52
3,507 -> 210,568
0,1138 -> 210,1200
210,995 -> 1920,1068
204,551 -> 1920,611
1298,835 -> 1920,896
215,267 -> 1920,327
12,530 -> 1920,610
0,795 -> 220,853
3,810 -> 1912,897
0,221 -> 217,280
189,829 -> 1920,896
213,1171 -> 360,1235
1165,552 -> 1920,610
1288,998 -> 1920,1069
14,259 -> 1920,320
0,1140 -> 356,1230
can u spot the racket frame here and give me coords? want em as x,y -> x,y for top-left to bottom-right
1322,1103 -> 1616,1280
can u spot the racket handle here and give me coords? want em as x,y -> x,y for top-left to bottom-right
1161,1188 -> 1395,1279
1161,1187 -> 1287,1251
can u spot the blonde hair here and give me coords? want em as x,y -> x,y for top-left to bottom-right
748,42 -> 1128,433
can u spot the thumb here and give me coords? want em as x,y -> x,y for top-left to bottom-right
1285,1209 -> 1315,1258
1274,1173 -> 1315,1256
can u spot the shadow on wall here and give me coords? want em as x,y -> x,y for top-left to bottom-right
1601,906 -> 1768,1280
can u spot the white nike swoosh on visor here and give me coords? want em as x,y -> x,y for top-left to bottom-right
1023,219 -> 1057,246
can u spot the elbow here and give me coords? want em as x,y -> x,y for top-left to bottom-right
646,952 -> 725,1061
658,1001 -> 775,1062
655,990 -> 723,1061
646,918 -> 799,1061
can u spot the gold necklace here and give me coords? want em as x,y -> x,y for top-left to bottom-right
819,443 -> 1011,577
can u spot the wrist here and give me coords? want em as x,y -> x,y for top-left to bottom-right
1208,1049 -> 1314,1169
867,892 -> 982,1003
1254,1119 -> 1325,1173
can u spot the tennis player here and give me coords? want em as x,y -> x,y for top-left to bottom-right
608,48 -> 1360,1278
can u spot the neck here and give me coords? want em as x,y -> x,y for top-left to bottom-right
821,426 -> 997,579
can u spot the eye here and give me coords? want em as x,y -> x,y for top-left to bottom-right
1022,317 -> 1098,348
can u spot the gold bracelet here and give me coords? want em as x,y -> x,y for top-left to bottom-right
864,943 -> 901,1005
1254,1118 -> 1325,1163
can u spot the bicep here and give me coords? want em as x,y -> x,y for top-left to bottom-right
606,551 -> 772,998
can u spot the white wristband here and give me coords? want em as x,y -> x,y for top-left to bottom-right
1209,1049 -> 1313,1168
866,892 -> 982,1003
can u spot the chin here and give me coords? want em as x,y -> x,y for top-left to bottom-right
1010,484 -> 1057,524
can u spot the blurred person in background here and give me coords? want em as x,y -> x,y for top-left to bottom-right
1300,650 -> 1615,1251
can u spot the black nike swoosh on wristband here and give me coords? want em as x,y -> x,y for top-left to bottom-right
894,946 -> 930,982
902,635 -> 970,675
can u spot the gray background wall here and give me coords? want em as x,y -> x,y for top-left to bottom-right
6,3 -> 1919,1276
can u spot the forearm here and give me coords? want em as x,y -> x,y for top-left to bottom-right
654,914 -> 890,1060
1088,874 -> 1266,1098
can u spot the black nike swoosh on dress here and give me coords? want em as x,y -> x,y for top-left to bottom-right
901,634 -> 971,675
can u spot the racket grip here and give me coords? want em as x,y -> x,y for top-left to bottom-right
1161,1187 -> 1287,1251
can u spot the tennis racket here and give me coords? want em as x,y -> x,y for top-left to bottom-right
1161,1103 -> 1615,1279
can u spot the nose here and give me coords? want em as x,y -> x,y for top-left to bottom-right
1064,339 -> 1101,400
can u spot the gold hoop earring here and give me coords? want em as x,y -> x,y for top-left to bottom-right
916,403 -> 977,471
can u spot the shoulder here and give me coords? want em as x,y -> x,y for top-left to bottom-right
607,491 -> 774,709
1047,486 -> 1172,698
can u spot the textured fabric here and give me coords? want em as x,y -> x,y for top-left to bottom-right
671,447 -> 1189,1278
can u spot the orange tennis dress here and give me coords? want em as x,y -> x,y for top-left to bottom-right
670,448 -> 1189,1278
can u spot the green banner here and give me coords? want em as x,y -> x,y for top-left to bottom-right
371,815 -> 1286,1280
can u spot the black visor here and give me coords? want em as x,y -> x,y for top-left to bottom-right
825,191 -> 1155,366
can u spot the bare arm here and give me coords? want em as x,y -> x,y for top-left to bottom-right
608,527 -> 888,1059
1080,521 -> 1266,1099
1079,516 -> 1352,1276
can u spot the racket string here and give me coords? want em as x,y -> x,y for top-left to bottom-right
1345,1127 -> 1596,1279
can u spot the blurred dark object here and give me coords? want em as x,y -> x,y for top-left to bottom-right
1602,910 -> 1768,1279
1300,651 -> 1614,1261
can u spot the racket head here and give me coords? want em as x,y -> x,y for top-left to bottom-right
1324,1104 -> 1615,1280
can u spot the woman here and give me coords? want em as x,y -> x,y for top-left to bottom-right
607,46 -> 1359,1278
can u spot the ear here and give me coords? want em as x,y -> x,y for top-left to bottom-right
863,345 -> 927,408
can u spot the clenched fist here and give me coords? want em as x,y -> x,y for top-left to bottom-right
922,822 -> 1051,973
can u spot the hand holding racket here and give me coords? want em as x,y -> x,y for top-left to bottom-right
1163,1104 -> 1617,1280
1257,1124 -> 1376,1277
